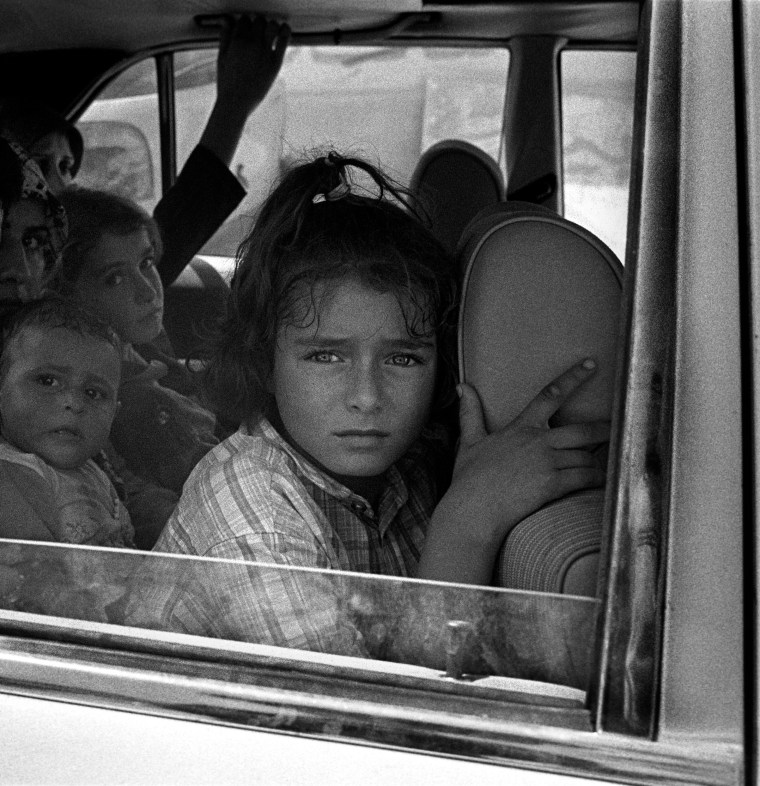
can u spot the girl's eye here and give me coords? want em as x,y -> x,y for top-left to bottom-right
85,387 -> 110,402
35,374 -> 59,388
140,256 -> 156,272
104,272 -> 124,287
308,351 -> 341,363
388,354 -> 421,367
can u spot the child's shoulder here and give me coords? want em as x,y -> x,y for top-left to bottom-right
188,417 -> 300,489
0,439 -> 55,483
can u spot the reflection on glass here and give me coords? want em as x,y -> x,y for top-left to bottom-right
0,540 -> 597,690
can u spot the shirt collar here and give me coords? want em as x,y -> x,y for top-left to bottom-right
251,417 -> 410,526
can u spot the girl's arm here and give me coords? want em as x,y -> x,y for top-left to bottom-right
417,360 -> 609,586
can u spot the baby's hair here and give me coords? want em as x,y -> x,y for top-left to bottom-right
55,187 -> 163,288
201,151 -> 458,426
0,296 -> 122,384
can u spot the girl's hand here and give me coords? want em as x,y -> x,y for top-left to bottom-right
419,359 -> 609,585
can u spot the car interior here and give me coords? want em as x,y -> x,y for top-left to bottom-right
0,0 -> 643,698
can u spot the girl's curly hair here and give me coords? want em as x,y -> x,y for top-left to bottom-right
201,151 -> 458,427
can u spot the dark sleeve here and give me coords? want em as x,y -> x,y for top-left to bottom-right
153,144 -> 246,287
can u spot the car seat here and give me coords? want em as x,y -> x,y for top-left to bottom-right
162,256 -> 229,359
410,139 -> 505,256
457,202 -> 623,597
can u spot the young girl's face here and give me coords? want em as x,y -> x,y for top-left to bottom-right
271,277 -> 437,486
71,227 -> 164,345
0,326 -> 121,470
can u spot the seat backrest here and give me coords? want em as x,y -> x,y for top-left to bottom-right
410,139 -> 505,256
457,202 -> 623,596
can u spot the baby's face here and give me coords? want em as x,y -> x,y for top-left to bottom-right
0,326 -> 121,470
71,228 -> 164,345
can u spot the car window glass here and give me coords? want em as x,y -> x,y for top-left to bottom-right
561,50 -> 636,263
73,47 -> 509,258
172,45 -> 510,256
76,60 -> 158,208
0,539 -> 597,702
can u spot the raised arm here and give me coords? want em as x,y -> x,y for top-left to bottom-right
155,15 -> 290,286
199,14 -> 290,167
417,359 -> 609,585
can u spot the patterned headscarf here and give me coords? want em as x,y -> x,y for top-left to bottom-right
0,136 -> 68,304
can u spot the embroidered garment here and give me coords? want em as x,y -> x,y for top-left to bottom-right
132,418 -> 441,654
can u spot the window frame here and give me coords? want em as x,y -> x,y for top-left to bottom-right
0,1 -> 750,780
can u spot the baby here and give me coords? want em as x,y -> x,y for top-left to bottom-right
0,297 -> 134,547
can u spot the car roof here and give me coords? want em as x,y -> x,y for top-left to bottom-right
0,1 -> 639,121
1,0 -> 639,54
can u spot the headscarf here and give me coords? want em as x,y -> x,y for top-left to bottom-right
0,136 -> 68,307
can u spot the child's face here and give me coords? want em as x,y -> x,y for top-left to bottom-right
271,278 -> 437,483
0,197 -> 52,303
71,228 -> 164,345
27,131 -> 76,196
0,325 -> 121,470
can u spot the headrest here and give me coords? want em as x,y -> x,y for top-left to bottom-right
458,202 -> 623,431
410,139 -> 505,255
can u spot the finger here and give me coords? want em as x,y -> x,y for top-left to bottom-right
457,383 -> 487,449
247,14 -> 267,41
516,358 -> 598,428
217,15 -> 234,59
273,22 -> 292,56
552,449 -> 599,470
547,420 -> 610,449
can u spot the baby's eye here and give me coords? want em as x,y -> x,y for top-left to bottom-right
388,354 -> 422,367
104,272 -> 124,287
35,374 -> 59,388
139,255 -> 156,272
307,350 -> 341,363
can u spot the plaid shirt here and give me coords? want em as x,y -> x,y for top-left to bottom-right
139,418 -> 443,654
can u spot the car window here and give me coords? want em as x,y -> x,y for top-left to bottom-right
76,61 -> 159,211
0,539 -> 596,700
561,49 -> 636,262
75,45 -> 509,258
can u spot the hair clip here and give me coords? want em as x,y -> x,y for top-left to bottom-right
311,153 -> 351,205
312,167 -> 351,204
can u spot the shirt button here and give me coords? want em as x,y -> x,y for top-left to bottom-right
157,409 -> 170,426
351,502 -> 365,513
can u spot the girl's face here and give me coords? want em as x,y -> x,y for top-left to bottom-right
271,278 -> 437,490
0,325 -> 121,470
71,228 -> 164,345
0,198 -> 53,302
27,131 -> 76,196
